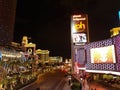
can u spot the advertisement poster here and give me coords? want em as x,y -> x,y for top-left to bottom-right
72,33 -> 87,45
90,45 -> 116,63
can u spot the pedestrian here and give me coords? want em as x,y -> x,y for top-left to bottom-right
36,88 -> 39,90
79,83 -> 82,90
82,79 -> 85,87
68,79 -> 71,85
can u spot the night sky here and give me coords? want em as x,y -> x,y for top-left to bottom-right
14,0 -> 120,59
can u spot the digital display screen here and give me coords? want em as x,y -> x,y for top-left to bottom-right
90,45 -> 116,63
72,33 -> 87,45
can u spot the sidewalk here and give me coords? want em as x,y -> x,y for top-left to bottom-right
72,74 -> 119,90
88,82 -> 107,90
89,81 -> 120,90
63,79 -> 71,90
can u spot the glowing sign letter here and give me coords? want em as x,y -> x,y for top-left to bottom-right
75,22 -> 85,30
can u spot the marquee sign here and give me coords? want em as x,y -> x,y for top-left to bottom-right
71,14 -> 88,33
71,14 -> 89,45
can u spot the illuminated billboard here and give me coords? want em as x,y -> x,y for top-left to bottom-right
71,14 -> 89,45
90,45 -> 116,63
71,14 -> 88,33
72,33 -> 87,45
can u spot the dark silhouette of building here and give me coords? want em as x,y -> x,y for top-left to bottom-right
0,0 -> 17,45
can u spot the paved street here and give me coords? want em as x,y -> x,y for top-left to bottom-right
20,70 -> 67,90
20,70 -> 120,90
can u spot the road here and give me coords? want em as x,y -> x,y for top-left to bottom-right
20,70 -> 67,90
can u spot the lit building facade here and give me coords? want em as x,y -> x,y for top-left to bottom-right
22,36 -> 28,45
24,43 -> 36,55
70,13 -> 120,83
110,27 -> 120,37
36,49 -> 50,64
0,0 -> 17,45
49,56 -> 63,63
21,36 -> 36,54
82,33 -> 120,82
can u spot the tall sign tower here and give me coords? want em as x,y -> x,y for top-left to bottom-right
71,14 -> 89,74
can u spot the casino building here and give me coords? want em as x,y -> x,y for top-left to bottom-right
0,0 -> 17,45
71,14 -> 120,85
